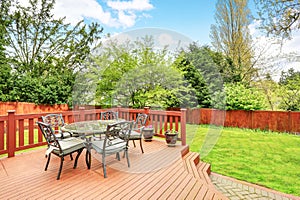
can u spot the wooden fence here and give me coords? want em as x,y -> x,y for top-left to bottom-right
0,107 -> 187,158
187,108 -> 300,133
0,102 -> 69,115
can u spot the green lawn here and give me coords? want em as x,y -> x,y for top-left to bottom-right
186,124 -> 300,196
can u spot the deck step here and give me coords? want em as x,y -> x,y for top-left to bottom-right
182,151 -> 229,200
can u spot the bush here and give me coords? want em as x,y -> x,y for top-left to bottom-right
212,83 -> 266,110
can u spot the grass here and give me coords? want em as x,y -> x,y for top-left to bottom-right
186,124 -> 300,197
0,129 -> 46,158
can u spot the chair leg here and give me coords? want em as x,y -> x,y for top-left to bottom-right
116,152 -> 120,161
132,140 -> 136,147
73,149 -> 83,169
125,150 -> 130,167
57,157 -> 64,180
139,138 -> 144,153
86,149 -> 91,169
102,155 -> 107,178
70,153 -> 73,160
45,153 -> 51,171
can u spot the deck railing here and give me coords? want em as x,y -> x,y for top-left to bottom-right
0,107 -> 187,158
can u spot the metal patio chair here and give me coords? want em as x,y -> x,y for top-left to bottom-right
42,113 -> 76,138
125,113 -> 148,153
100,110 -> 119,120
85,120 -> 133,178
37,121 -> 86,180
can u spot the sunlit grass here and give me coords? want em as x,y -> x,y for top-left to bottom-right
0,129 -> 46,158
186,124 -> 300,196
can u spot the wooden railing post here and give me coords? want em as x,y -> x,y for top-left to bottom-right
117,106 -> 122,119
7,110 -> 16,157
144,107 -> 150,126
180,108 -> 187,146
79,106 -> 85,122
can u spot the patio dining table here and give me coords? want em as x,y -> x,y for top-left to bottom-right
61,119 -> 124,137
61,119 -> 125,169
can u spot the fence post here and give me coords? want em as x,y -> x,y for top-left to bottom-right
180,108 -> 187,146
7,110 -> 16,157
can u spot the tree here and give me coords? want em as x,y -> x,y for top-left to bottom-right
115,63 -> 196,109
177,43 -> 226,109
6,0 -> 103,74
254,0 -> 300,39
2,0 -> 103,105
0,1 -> 13,101
86,36 -> 197,108
210,0 -> 255,83
213,83 -> 266,110
278,68 -> 300,111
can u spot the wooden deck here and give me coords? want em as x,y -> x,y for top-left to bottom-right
0,139 -> 227,200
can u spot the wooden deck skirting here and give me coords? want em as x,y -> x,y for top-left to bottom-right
0,140 -> 227,199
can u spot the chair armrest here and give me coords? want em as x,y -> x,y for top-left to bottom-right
133,125 -> 145,132
59,130 -> 73,138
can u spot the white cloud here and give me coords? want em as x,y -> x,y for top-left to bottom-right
53,0 -> 117,26
117,10 -> 136,27
16,0 -> 154,28
107,0 -> 154,11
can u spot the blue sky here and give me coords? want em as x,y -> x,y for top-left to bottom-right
48,0 -> 260,45
48,0 -> 252,45
121,0 -> 217,45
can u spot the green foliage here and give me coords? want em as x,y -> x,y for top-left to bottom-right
210,0 -> 255,83
177,43 -> 225,108
92,41 -> 138,106
213,83 -> 266,110
115,63 -> 197,109
6,0 -> 103,74
7,70 -> 74,105
87,36 -> 197,109
0,1 -> 12,101
252,76 -> 280,111
278,68 -> 300,111
0,0 -> 103,105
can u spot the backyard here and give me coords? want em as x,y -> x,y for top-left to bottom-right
186,124 -> 300,196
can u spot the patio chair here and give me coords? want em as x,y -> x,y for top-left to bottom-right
86,120 -> 133,178
42,113 -> 76,138
100,110 -> 118,120
123,113 -> 148,153
37,121 -> 86,180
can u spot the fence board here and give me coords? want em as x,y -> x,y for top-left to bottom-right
0,102 -> 69,115
291,112 -> 300,133
188,108 -> 300,133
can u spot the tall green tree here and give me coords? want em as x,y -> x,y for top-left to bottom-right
177,43 -> 225,109
0,1 -> 13,101
210,0 -> 255,83
254,0 -> 300,39
2,0 -> 103,105
6,0 -> 103,74
86,36 -> 196,108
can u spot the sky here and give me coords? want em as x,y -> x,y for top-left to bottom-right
50,0 -> 221,44
18,0 -> 300,76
